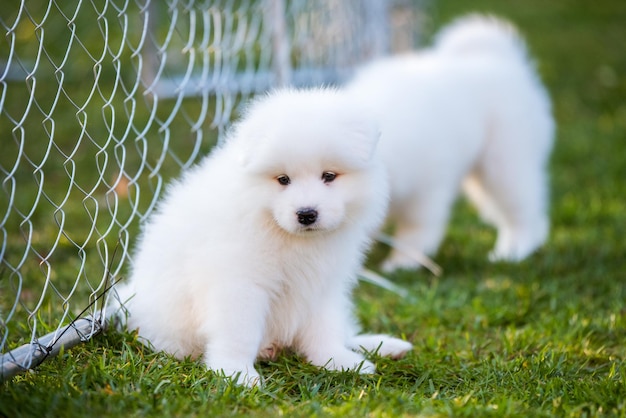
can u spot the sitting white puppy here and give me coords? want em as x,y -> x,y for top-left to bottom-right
113,88 -> 412,386
345,15 -> 555,271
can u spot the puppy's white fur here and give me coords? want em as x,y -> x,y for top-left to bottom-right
345,15 -> 555,271
113,88 -> 412,386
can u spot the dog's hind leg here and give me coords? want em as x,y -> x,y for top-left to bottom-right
463,157 -> 549,262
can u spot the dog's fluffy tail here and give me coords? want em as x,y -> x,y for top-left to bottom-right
433,14 -> 527,60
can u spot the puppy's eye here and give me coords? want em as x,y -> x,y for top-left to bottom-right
321,171 -> 337,184
276,175 -> 291,186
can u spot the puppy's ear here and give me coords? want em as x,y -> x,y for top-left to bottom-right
236,138 -> 268,168
236,139 -> 255,167
229,94 -> 277,168
226,117 -> 266,168
348,118 -> 381,164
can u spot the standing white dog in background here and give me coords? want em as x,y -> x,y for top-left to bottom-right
112,88 -> 412,386
345,14 -> 555,272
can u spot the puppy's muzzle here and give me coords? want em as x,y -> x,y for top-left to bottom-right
296,208 -> 318,226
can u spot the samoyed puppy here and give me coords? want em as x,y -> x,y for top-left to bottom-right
345,15 -> 555,272
112,88 -> 412,386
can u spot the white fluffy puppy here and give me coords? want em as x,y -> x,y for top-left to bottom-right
345,15 -> 555,271
113,88 -> 412,386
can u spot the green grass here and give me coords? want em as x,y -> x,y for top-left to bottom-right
2,0 -> 626,416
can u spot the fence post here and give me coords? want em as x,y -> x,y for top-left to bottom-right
266,0 -> 291,87
362,0 -> 391,59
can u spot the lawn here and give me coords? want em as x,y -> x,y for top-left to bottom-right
1,0 -> 625,417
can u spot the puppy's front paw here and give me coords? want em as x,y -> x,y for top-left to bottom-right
207,355 -> 262,387
355,359 -> 376,374
348,334 -> 413,359
376,337 -> 413,359
310,348 -> 376,374
257,343 -> 280,361
214,367 -> 262,387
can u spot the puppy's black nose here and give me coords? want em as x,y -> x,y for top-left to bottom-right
296,208 -> 318,226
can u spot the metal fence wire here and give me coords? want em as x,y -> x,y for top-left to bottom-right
0,0 -> 426,380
